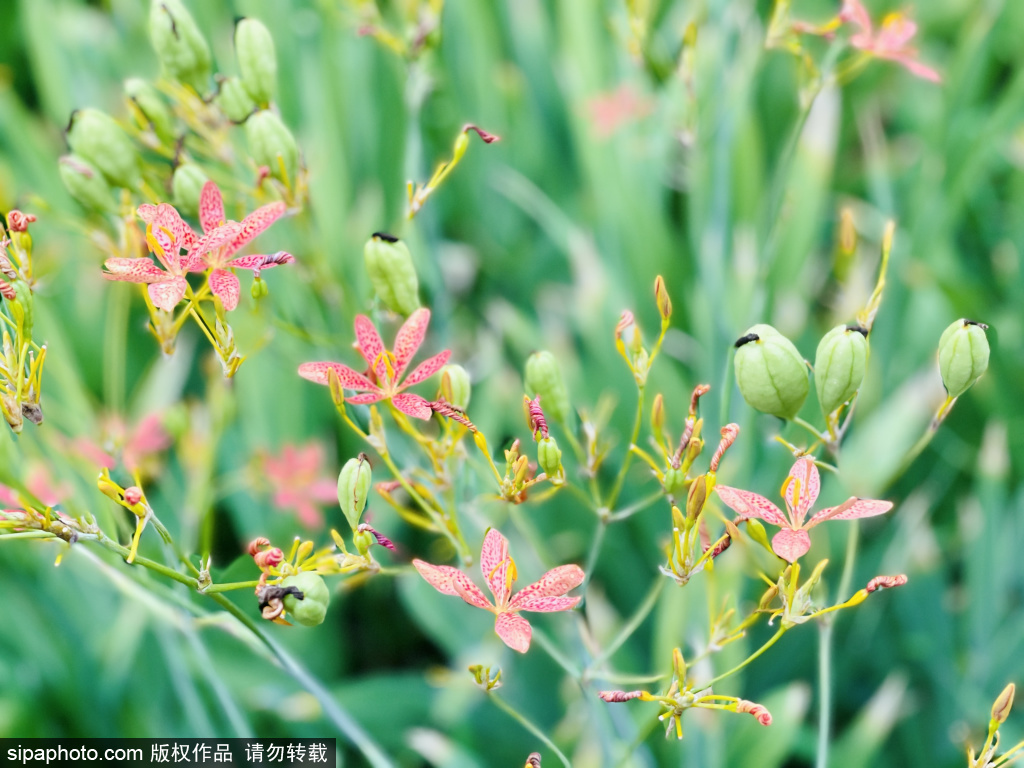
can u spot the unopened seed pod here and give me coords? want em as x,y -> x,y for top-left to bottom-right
353,528 -> 375,556
59,155 -> 116,212
734,324 -> 809,420
537,436 -> 562,478
216,76 -> 256,123
337,455 -> 372,531
525,351 -> 570,424
124,78 -> 175,144
363,233 -> 420,316
938,319 -> 990,398
171,163 -> 208,217
245,110 -> 299,185
148,0 -> 211,93
663,467 -> 686,496
814,324 -> 868,416
281,572 -> 330,627
439,364 -> 471,410
250,276 -> 268,300
12,280 -> 33,339
66,109 -> 140,188
235,18 -> 277,107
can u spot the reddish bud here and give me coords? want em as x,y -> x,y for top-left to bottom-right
865,574 -> 908,593
6,211 -> 36,233
357,523 -> 396,551
463,124 -> 501,144
709,423 -> 740,472
737,700 -> 773,726
123,486 -> 143,506
248,537 -> 271,556
598,690 -> 645,703
523,395 -> 549,440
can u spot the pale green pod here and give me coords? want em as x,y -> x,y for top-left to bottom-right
124,78 -> 175,144
337,455 -> 372,531
734,324 -> 809,420
245,110 -> 298,184
814,324 -> 868,416
66,109 -> 140,188
12,280 -> 33,339
938,319 -> 990,398
171,163 -> 208,216
281,572 -> 330,627
525,351 -> 570,424
363,233 -> 421,316
58,154 -> 116,212
149,0 -> 211,93
216,76 -> 256,123
439,364 -> 471,410
235,18 -> 277,107
663,467 -> 686,496
537,437 -> 562,478
250,276 -> 268,300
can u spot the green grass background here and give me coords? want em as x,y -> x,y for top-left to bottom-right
0,0 -> 1022,765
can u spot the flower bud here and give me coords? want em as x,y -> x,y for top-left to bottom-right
281,572 -> 330,627
66,109 -> 140,188
245,110 -> 298,185
525,351 -> 570,424
992,683 -> 1015,726
814,324 -> 868,416
744,518 -> 773,554
216,76 -> 257,123
654,275 -> 672,324
663,467 -> 686,496
235,18 -> 277,107
685,474 -> 707,521
439,364 -> 471,410
171,163 -> 208,217
149,0 -> 212,93
337,454 -> 372,531
12,280 -> 33,339
537,436 -> 562,479
353,528 -> 375,556
363,233 -> 420,316
734,324 -> 809,420
672,647 -> 687,681
651,393 -> 665,434
124,78 -> 175,144
938,319 -> 990,398
58,155 -> 116,212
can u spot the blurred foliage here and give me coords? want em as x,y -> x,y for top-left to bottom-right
0,0 -> 1022,766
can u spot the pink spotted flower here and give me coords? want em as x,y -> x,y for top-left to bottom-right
298,308 -> 450,420
189,181 -> 294,310
841,0 -> 941,82
413,529 -> 584,653
261,442 -> 338,528
715,456 -> 893,562
104,203 -> 203,311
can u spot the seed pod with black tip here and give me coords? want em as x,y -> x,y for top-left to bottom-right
814,324 -> 868,416
363,233 -> 420,316
337,454 -> 372,531
148,0 -> 212,93
59,155 -> 116,212
245,110 -> 299,185
66,109 -> 140,188
525,351 -> 570,424
216,76 -> 257,123
938,319 -> 990,398
280,572 -> 330,627
733,324 -> 809,420
235,18 -> 277,107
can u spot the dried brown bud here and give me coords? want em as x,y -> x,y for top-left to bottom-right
709,423 -> 740,472
865,574 -> 908,593
598,690 -> 645,703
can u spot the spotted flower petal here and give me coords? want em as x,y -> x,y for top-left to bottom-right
807,498 -> 893,528
393,308 -> 431,375
715,486 -> 789,528
450,569 -> 494,611
402,350 -> 452,388
199,181 -> 225,234
495,611 -> 532,653
480,528 -> 511,606
230,201 -> 287,253
784,457 -> 820,526
209,269 -> 241,311
508,565 -> 585,612
296,362 -> 377,390
148,277 -> 188,311
103,257 -> 167,284
392,393 -> 433,420
771,528 -> 812,563
354,314 -> 387,379
412,560 -> 464,597
345,392 -> 386,405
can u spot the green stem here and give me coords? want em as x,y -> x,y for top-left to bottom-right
490,694 -> 571,768
580,519 -> 607,599
607,386 -> 646,511
103,283 -> 129,412
204,580 -> 261,593
700,626 -> 787,689
531,626 -> 581,680
615,714 -> 662,767
585,578 -> 665,678
816,622 -> 834,768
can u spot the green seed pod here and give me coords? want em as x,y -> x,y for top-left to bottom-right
124,78 -> 175,144
525,351 -> 570,424
250,276 -> 268,300
814,324 -> 869,416
439,364 -> 471,410
58,154 -> 116,212
733,324 -> 809,420
216,76 -> 256,123
337,454 -> 372,531
281,572 -> 330,627
685,474 -> 707,522
148,0 -> 211,93
363,233 -> 421,316
12,280 -> 33,338
235,18 -> 277,107
537,436 -> 562,478
353,528 -> 375,556
245,110 -> 299,185
66,109 -> 140,188
744,518 -> 773,554
663,467 -> 686,496
171,163 -> 208,216
938,319 -> 990,398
